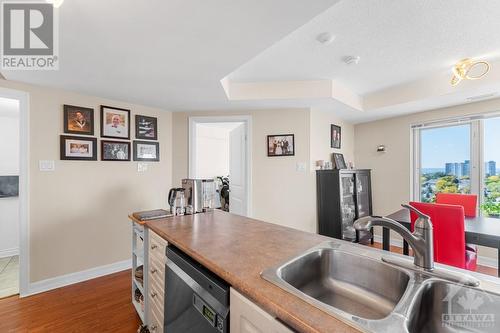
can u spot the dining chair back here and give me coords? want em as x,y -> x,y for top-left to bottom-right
435,193 -> 478,217
409,201 -> 477,271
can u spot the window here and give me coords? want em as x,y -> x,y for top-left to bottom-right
419,124 -> 471,202
413,114 -> 500,217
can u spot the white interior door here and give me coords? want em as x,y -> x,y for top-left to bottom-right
229,124 -> 247,216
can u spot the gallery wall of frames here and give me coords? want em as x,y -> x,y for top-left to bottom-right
60,104 -> 160,162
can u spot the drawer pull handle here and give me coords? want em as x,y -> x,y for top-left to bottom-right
151,292 -> 157,298
151,244 -> 158,250
150,268 -> 157,274
151,324 -> 157,331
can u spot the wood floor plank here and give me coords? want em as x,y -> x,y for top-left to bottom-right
0,270 -> 141,333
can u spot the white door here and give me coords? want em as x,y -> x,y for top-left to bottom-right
229,124 -> 247,216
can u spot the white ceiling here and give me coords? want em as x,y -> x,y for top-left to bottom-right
5,0 -> 500,123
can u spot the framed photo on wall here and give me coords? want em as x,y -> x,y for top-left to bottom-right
100,105 -> 130,139
63,105 -> 94,135
133,140 -> 160,161
135,115 -> 158,140
267,134 -> 295,157
101,140 -> 131,161
331,124 -> 341,149
332,153 -> 347,169
60,135 -> 97,161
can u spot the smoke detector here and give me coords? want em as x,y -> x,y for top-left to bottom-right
316,32 -> 335,45
342,55 -> 360,65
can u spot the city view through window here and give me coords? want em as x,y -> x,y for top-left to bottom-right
419,119 -> 500,217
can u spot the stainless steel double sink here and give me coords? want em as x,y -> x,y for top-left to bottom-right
262,241 -> 500,333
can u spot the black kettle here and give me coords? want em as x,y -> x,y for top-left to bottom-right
168,188 -> 184,213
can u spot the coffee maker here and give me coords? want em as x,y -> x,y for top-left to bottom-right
181,179 -> 218,213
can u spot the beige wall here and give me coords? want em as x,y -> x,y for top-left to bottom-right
173,109 -> 318,232
0,80 -> 172,282
354,98 -> 500,262
310,108 -> 355,168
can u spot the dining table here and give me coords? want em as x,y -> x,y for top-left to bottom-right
383,208 -> 500,277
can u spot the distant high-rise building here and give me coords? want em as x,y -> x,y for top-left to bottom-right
486,161 -> 497,176
455,162 -> 463,177
445,163 -> 454,175
461,160 -> 470,177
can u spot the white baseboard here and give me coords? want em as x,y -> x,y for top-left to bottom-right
0,247 -> 19,258
373,235 -> 498,269
25,259 -> 131,297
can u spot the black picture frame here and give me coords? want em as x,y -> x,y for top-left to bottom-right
101,140 -> 131,161
267,134 -> 295,157
331,124 -> 341,149
133,140 -> 160,162
60,135 -> 97,161
332,153 -> 347,169
135,115 -> 158,140
100,105 -> 131,139
63,104 -> 94,136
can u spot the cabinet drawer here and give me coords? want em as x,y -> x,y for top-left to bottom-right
149,277 -> 165,311
149,263 -> 165,288
148,302 -> 164,333
149,253 -> 166,274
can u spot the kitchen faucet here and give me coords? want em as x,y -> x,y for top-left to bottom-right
354,204 -> 434,270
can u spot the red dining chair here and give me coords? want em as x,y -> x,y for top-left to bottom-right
435,193 -> 478,217
409,202 -> 477,271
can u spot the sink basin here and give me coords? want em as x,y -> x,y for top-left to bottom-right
407,280 -> 500,333
275,248 -> 410,320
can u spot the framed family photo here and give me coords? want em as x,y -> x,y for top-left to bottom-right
333,153 -> 347,169
100,105 -> 130,139
133,141 -> 160,161
63,105 -> 94,135
135,115 -> 158,140
331,124 -> 341,149
267,134 -> 295,157
101,140 -> 131,161
60,135 -> 97,161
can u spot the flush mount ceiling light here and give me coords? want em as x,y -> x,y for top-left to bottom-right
451,58 -> 490,86
316,32 -> 335,45
46,0 -> 64,8
342,55 -> 360,65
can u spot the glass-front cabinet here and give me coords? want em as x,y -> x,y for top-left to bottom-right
317,169 -> 373,242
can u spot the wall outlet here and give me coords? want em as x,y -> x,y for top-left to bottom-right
296,162 -> 306,172
39,160 -> 55,172
137,162 -> 148,172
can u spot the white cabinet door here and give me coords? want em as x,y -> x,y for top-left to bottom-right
230,288 -> 294,333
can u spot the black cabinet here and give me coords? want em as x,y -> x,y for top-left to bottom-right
316,169 -> 373,243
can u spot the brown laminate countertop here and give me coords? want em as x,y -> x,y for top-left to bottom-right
141,210 -> 361,333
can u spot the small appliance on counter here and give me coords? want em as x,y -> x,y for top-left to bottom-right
168,179 -> 220,215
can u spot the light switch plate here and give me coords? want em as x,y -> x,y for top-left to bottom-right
39,160 -> 55,172
137,162 -> 148,172
296,162 -> 306,172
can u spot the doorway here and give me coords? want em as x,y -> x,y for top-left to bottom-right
0,97 -> 20,298
189,116 -> 252,217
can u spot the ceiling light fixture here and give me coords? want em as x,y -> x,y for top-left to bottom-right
451,58 -> 490,86
342,55 -> 360,65
316,32 -> 335,45
46,0 -> 64,8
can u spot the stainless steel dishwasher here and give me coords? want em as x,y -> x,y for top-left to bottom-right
165,246 -> 230,333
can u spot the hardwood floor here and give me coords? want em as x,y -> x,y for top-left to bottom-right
0,270 -> 141,333
368,241 -> 499,277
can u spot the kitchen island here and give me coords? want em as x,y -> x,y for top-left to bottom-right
132,210 -> 360,333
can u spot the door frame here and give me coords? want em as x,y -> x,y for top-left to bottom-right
188,115 -> 252,217
0,86 -> 30,297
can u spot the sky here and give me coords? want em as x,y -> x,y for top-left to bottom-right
420,118 -> 500,169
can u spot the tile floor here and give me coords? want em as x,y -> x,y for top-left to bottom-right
0,256 -> 19,299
